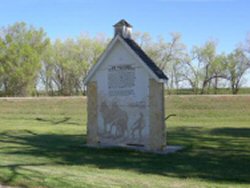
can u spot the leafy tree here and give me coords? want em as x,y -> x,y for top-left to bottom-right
192,40 -> 218,94
1,22 -> 249,96
133,32 -> 152,49
41,35 -> 108,96
0,22 -> 49,96
0,40 -> 5,96
209,54 -> 228,94
181,57 -> 200,94
226,48 -> 249,94
182,41 -> 229,94
39,43 -> 55,95
135,32 -> 188,93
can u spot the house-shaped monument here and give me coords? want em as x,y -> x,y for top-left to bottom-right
84,19 -> 168,151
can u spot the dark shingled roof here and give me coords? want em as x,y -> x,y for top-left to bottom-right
123,37 -> 168,81
113,19 -> 133,27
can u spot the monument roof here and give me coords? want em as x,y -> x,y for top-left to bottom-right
84,35 -> 168,84
113,19 -> 133,27
123,37 -> 168,81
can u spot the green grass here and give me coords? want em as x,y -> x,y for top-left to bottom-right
0,96 -> 250,188
166,87 -> 250,95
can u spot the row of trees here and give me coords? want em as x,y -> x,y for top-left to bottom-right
0,22 -> 250,96
135,32 -> 250,94
0,22 -> 107,96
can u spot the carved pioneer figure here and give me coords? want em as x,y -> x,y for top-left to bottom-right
131,112 -> 145,140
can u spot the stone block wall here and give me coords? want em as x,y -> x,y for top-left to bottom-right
148,79 -> 166,150
87,81 -> 98,145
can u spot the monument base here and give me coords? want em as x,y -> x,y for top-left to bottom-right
84,143 -> 183,155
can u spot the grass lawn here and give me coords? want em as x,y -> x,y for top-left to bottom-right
0,96 -> 250,188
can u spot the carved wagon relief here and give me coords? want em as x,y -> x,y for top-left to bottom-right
99,101 -> 128,140
98,99 -> 147,145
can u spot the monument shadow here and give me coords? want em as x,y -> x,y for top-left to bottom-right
1,125 -> 250,185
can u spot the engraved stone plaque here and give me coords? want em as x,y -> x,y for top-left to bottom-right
108,64 -> 135,96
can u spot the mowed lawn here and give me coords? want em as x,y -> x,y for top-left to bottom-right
0,96 -> 250,188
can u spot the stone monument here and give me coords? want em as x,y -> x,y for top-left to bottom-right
84,19 -> 168,151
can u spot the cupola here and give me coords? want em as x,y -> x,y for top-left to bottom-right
113,19 -> 132,39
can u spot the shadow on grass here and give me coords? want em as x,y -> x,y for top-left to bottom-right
210,127 -> 250,138
0,127 -> 250,185
35,117 -> 80,125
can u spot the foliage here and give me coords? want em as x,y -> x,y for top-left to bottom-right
134,33 -> 250,95
0,22 -> 250,96
134,32 -> 189,93
226,48 -> 249,94
40,35 -> 108,96
0,22 -> 50,96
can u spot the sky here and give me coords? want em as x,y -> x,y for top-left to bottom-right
0,0 -> 249,52
0,0 -> 250,84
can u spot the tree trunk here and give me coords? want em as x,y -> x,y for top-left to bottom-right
214,76 -> 218,94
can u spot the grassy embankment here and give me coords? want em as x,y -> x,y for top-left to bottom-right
166,87 -> 250,95
0,96 -> 250,188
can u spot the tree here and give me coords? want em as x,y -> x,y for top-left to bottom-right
181,40 -> 229,94
135,32 -> 188,93
77,34 -> 108,93
192,40 -> 218,94
243,34 -> 250,67
0,39 -> 5,95
181,58 -> 200,94
40,34 -> 108,96
209,54 -> 228,94
133,32 -> 152,49
0,22 -> 49,96
226,48 -> 249,94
